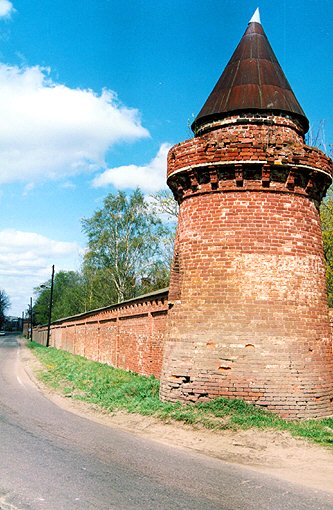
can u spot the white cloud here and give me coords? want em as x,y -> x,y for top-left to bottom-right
60,181 -> 76,189
92,143 -> 171,193
0,64 -> 149,184
22,182 -> 35,196
0,229 -> 82,315
0,0 -> 14,18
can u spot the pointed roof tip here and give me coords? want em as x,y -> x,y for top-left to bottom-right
191,5 -> 309,135
249,7 -> 261,24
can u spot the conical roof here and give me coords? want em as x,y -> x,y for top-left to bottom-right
192,11 -> 309,133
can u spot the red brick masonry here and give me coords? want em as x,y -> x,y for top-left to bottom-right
33,285 -> 333,419
159,113 -> 333,420
33,289 -> 169,379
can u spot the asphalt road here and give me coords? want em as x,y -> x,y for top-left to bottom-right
0,335 -> 332,510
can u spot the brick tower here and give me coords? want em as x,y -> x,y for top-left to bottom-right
160,10 -> 333,419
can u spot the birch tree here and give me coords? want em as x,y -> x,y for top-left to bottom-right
82,189 -> 172,304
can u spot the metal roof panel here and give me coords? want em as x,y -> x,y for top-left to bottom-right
192,21 -> 308,133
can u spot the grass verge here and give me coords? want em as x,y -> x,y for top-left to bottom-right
27,341 -> 333,448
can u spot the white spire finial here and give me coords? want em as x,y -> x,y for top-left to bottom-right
249,7 -> 261,24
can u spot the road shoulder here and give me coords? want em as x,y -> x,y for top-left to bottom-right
19,340 -> 333,495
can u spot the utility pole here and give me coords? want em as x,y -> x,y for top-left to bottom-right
46,265 -> 55,348
29,297 -> 33,341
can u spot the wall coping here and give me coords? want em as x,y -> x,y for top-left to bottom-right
35,287 -> 169,328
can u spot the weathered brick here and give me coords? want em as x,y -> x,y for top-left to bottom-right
160,111 -> 333,419
33,290 -> 169,379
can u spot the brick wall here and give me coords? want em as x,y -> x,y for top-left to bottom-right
32,279 -> 333,419
33,289 -> 169,379
160,113 -> 333,420
167,114 -> 332,180
161,191 -> 333,418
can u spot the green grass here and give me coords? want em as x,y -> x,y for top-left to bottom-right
27,341 -> 333,448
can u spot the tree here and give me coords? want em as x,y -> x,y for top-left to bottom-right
320,187 -> 333,306
149,189 -> 179,220
52,271 -> 86,320
0,289 -> 10,328
33,190 -> 177,321
81,265 -> 119,311
33,284 -> 50,325
82,189 -> 173,305
34,270 -> 86,324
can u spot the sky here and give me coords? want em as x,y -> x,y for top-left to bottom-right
0,0 -> 332,316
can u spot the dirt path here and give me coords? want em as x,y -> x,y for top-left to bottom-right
19,342 -> 333,495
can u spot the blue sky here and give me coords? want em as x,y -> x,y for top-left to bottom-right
0,0 -> 332,315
